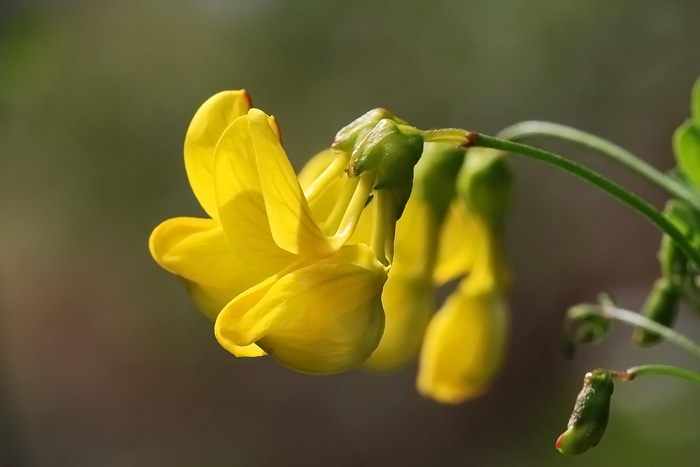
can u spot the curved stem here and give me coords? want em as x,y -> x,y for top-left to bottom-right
497,121 -> 700,209
615,364 -> 700,386
470,134 -> 700,269
599,305 -> 700,359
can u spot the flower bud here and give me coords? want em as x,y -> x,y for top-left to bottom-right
332,108 -> 406,153
456,148 -> 513,230
632,277 -> 680,347
556,369 -> 614,455
347,119 -> 425,214
417,276 -> 509,403
563,303 -> 612,358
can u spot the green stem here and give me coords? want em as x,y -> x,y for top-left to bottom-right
616,364 -> 700,386
471,134 -> 700,269
497,121 -> 700,209
600,305 -> 700,359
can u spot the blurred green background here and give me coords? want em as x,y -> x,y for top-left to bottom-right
2,1 -> 700,466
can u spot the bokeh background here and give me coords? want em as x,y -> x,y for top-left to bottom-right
2,1 -> 700,466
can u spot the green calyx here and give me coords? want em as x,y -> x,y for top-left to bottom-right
456,148 -> 513,230
413,143 -> 466,221
557,369 -> 614,455
332,108 -> 407,153
345,118 -> 425,215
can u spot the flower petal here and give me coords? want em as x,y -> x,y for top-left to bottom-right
214,114 -> 296,272
248,109 -> 334,257
149,216 -> 250,289
364,196 -> 437,370
433,199 -> 476,285
215,244 -> 386,374
184,90 -> 252,219
298,150 -> 338,190
417,277 -> 509,403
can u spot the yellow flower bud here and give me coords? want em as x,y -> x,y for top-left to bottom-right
417,273 -> 509,403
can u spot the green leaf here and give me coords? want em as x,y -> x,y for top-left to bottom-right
693,77 -> 700,127
673,121 -> 700,189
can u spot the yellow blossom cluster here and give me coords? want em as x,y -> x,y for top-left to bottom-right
149,91 -> 512,402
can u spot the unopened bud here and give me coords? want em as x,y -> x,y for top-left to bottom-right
332,108 -> 406,153
562,302 -> 612,359
346,119 -> 424,214
632,278 -> 680,347
556,369 -> 614,455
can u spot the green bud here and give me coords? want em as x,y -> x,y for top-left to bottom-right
658,234 -> 685,283
563,303 -> 612,358
556,369 -> 614,455
332,108 -> 407,153
346,119 -> 425,214
456,148 -> 513,229
412,143 -> 466,221
632,278 -> 680,347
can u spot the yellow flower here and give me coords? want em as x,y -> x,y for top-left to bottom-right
417,218 -> 509,403
150,91 -> 387,372
363,196 -> 436,370
416,147 -> 512,403
364,144 -> 474,371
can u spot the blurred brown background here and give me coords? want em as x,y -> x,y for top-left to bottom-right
2,1 -> 700,466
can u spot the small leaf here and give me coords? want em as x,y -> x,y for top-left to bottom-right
673,121 -> 700,189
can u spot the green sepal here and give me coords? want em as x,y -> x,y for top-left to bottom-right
673,121 -> 700,190
412,143 -> 466,221
556,369 -> 614,455
632,278 -> 680,347
456,148 -> 513,230
332,108 -> 407,153
346,119 -> 424,215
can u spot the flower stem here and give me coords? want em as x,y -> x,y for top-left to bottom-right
597,305 -> 700,359
496,121 -> 700,209
470,133 -> 700,269
610,364 -> 700,386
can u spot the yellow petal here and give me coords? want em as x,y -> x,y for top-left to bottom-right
364,272 -> 433,371
298,150 -> 339,190
150,216 -> 266,290
214,114 -> 297,272
433,199 -> 476,285
298,150 -> 345,223
364,195 -> 437,370
215,244 -> 387,374
181,278 -> 237,321
417,276 -> 509,404
248,109 -> 334,257
184,90 -> 252,219
185,279 -> 266,357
